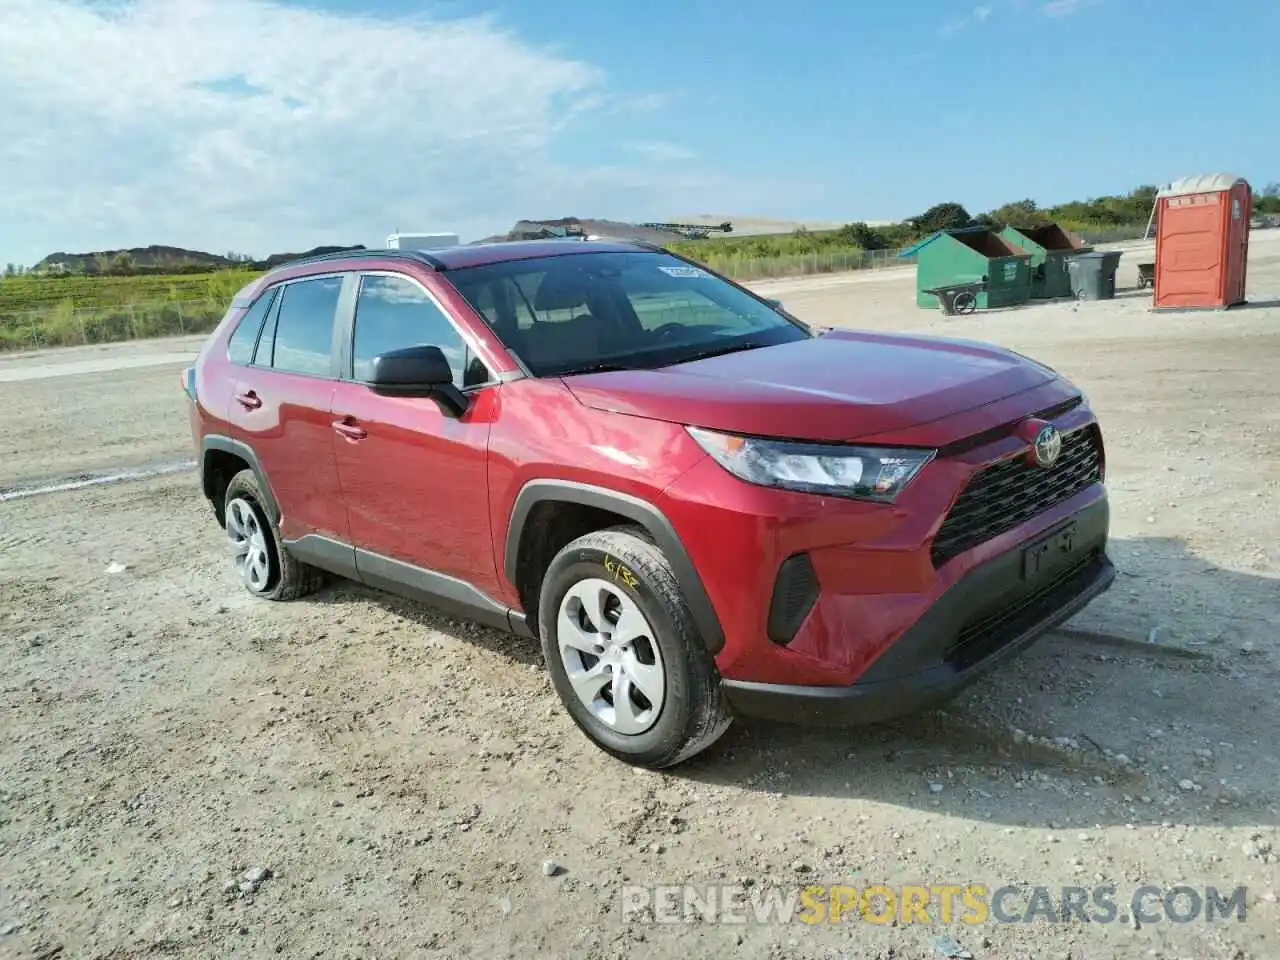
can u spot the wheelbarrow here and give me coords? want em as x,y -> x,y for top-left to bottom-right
1137,262 -> 1155,289
922,279 -> 986,316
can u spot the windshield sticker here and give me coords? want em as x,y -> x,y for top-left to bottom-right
658,265 -> 706,278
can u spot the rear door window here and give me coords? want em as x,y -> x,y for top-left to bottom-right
260,276 -> 344,377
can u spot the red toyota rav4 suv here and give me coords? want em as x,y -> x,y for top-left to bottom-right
184,239 -> 1114,768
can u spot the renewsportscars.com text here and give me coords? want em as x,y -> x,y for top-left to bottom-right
620,883 -> 1249,926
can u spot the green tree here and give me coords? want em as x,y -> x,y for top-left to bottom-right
987,199 -> 1049,229
1039,185 -> 1158,229
835,222 -> 890,250
909,202 -> 973,235
1256,183 -> 1280,215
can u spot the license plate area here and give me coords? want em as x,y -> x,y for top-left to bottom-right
1021,520 -> 1078,580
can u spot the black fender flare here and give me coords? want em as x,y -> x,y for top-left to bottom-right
201,435 -> 280,522
504,479 -> 725,654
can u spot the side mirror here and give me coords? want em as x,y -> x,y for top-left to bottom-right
764,297 -> 782,309
367,344 -> 468,417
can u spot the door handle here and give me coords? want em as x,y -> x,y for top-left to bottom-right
332,417 -> 367,441
234,390 -> 262,410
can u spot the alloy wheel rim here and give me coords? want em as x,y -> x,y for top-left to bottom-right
226,497 -> 272,592
556,577 -> 666,735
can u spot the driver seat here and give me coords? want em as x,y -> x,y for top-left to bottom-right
523,269 -> 605,368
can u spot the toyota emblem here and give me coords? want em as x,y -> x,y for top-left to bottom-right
1033,424 -> 1062,468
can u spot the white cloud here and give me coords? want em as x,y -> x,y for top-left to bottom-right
937,3 -> 998,36
626,141 -> 699,163
622,92 -> 676,114
0,0 -> 762,263
1043,0 -> 1101,17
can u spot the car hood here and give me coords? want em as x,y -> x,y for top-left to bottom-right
561,330 -> 1066,444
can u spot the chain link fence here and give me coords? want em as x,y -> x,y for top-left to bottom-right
690,225 -> 1155,282
0,298 -> 228,351
698,248 -> 912,281
1,254 -> 911,350
1073,224 -> 1153,245
692,225 -> 1157,282
0,225 -> 1161,352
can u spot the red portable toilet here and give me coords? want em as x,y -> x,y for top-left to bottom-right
1152,174 -> 1251,310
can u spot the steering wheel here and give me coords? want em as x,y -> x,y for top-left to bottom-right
649,321 -> 686,340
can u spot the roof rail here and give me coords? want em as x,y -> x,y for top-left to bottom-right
618,237 -> 668,251
573,234 -> 667,251
273,247 -> 446,271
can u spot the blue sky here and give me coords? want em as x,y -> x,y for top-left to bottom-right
1,0 -> 1277,264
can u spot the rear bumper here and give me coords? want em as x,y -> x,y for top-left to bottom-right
721,498 -> 1115,725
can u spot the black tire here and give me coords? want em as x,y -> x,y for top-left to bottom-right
538,526 -> 732,769
223,469 -> 325,601
955,292 -> 977,315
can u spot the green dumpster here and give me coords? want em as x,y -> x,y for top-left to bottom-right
1067,251 -> 1123,301
999,224 -> 1093,300
899,227 -> 1032,310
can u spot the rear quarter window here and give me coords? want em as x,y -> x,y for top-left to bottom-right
226,288 -> 277,365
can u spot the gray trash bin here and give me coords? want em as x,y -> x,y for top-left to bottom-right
1067,251 -> 1123,301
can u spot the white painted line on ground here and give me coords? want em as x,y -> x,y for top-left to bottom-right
0,460 -> 197,503
0,352 -> 198,383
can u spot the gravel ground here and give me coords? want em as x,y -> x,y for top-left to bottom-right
1,238 -> 1279,959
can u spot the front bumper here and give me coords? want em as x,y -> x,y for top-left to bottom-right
721,497 -> 1114,725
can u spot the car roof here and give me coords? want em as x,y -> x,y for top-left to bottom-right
230,238 -> 664,307
290,238 -> 657,273
429,238 -> 657,269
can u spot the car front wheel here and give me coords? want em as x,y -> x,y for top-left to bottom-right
538,526 -> 733,768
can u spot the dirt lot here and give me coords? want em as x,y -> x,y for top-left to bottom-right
2,237 -> 1279,959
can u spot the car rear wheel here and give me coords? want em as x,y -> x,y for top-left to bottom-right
538,526 -> 733,768
223,469 -> 325,601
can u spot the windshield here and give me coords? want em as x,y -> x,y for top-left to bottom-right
443,250 -> 811,377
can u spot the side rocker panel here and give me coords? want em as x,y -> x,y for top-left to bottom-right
503,479 -> 726,655
201,437 -> 534,637
284,533 -> 359,582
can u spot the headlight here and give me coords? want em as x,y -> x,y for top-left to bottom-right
686,426 -> 934,503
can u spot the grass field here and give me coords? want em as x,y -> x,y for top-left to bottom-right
0,241 -> 899,351
0,270 -> 259,313
0,217 -> 1151,351
0,177 -> 1188,352
3,246 -> 1278,960
0,270 -> 260,350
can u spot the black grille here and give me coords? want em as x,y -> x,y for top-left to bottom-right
943,550 -> 1102,670
931,425 -> 1102,568
767,553 -> 819,645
